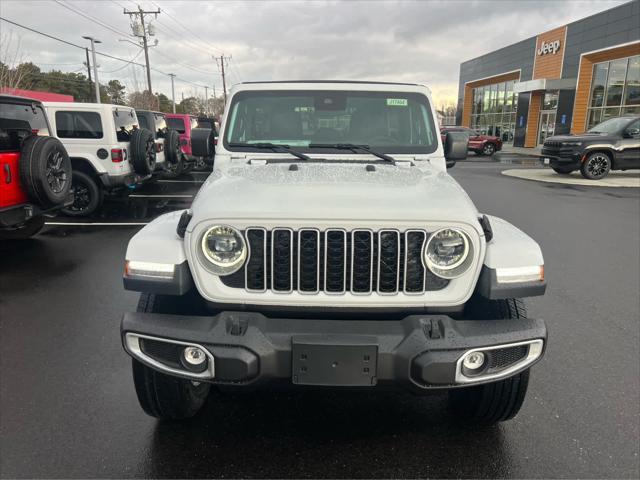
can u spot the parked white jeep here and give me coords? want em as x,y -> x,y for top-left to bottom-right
44,103 -> 159,216
121,81 -> 547,424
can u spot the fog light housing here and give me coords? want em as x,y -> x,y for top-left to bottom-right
181,346 -> 208,373
462,351 -> 485,371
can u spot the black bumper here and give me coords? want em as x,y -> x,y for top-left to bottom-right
98,172 -> 153,189
0,194 -> 73,227
540,150 -> 582,168
121,311 -> 546,390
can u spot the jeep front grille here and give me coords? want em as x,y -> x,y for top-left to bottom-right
220,228 -> 449,294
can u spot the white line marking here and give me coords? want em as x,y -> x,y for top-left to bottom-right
157,180 -> 204,183
45,222 -> 149,226
128,194 -> 194,198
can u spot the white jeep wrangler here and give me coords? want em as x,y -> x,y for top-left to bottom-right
44,103 -> 160,216
121,81 -> 547,424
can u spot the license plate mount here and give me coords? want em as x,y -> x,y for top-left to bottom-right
292,336 -> 378,386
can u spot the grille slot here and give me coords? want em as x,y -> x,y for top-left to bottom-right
223,228 -> 449,294
489,345 -> 529,371
298,229 -> 320,293
377,230 -> 400,294
271,228 -> 293,292
325,229 -> 347,293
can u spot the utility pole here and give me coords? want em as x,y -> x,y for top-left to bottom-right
123,5 -> 160,95
169,73 -> 176,113
181,92 -> 185,114
82,36 -> 101,103
84,47 -> 93,99
204,86 -> 209,116
214,55 -> 231,103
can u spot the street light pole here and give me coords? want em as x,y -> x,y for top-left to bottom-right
169,73 -> 176,113
83,36 -> 101,103
204,86 -> 208,116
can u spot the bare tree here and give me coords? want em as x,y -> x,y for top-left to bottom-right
0,31 -> 31,89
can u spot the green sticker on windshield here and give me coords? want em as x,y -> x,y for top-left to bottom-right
386,98 -> 408,106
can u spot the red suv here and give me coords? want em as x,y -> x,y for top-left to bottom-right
0,95 -> 72,239
165,113 -> 199,176
440,126 -> 502,156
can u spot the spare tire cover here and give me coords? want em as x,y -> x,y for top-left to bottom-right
130,128 -> 156,175
19,135 -> 72,208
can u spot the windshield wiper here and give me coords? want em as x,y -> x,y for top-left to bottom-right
308,143 -> 396,163
228,142 -> 310,161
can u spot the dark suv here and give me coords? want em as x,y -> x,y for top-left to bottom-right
541,116 -> 640,180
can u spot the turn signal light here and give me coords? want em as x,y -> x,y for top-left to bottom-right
495,265 -> 544,284
111,148 -> 124,163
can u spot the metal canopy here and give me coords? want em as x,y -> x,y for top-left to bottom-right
513,78 -> 576,93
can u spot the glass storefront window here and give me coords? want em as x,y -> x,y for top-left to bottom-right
469,79 -> 518,143
605,58 -> 628,107
543,90 -> 559,110
497,82 -> 505,112
624,56 -> 639,106
587,55 -> 640,130
590,63 -> 609,108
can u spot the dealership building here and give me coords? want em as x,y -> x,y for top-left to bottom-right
456,1 -> 639,147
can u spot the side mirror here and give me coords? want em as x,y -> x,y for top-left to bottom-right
191,127 -> 215,165
623,128 -> 640,138
444,131 -> 468,162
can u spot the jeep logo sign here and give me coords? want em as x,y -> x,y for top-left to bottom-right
537,40 -> 561,56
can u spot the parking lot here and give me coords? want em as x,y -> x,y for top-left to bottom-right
1,160 -> 639,478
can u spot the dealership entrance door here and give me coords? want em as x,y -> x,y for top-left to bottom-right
538,111 -> 556,145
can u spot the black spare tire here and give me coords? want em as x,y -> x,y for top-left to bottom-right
191,127 -> 213,158
19,135 -> 72,208
164,129 -> 181,165
131,128 -> 156,175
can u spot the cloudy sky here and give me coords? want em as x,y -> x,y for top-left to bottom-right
0,0 -> 627,106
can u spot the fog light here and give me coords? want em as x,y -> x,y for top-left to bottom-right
463,351 -> 485,370
181,346 -> 207,373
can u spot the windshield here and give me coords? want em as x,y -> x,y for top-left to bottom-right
588,117 -> 635,134
224,90 -> 437,154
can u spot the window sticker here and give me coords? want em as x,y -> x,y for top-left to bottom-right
386,98 -> 408,107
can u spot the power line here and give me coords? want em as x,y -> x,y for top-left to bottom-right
52,0 -> 132,39
0,16 -> 84,49
101,49 -> 144,73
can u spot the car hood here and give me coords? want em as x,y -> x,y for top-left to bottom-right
188,162 -> 481,228
545,132 -> 617,143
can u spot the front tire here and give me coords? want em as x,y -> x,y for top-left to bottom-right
581,152 -> 611,180
131,293 -> 210,419
482,142 -> 496,156
448,296 -> 531,424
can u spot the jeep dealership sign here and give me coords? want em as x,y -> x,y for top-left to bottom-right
537,40 -> 561,56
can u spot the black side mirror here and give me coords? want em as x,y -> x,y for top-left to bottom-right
623,128 -> 640,138
444,131 -> 468,162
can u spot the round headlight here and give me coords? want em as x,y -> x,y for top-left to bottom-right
201,225 -> 247,275
424,228 -> 472,279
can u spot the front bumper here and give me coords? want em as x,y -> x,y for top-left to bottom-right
121,311 -> 546,390
540,149 -> 582,168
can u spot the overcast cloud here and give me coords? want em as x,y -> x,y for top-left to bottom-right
0,0 -> 627,105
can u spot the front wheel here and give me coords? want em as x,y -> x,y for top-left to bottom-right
131,292 -> 210,419
482,143 -> 496,156
581,152 -> 611,180
449,370 -> 530,425
448,296 -> 531,424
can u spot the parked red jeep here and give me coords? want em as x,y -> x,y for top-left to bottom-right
440,126 -> 502,156
0,95 -> 72,239
164,113 -> 199,176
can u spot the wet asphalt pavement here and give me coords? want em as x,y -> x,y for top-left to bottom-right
1,161 -> 639,479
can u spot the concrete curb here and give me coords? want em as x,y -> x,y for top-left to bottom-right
501,168 -> 640,188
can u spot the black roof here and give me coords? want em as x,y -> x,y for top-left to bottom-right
0,94 -> 44,106
240,80 -> 422,86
